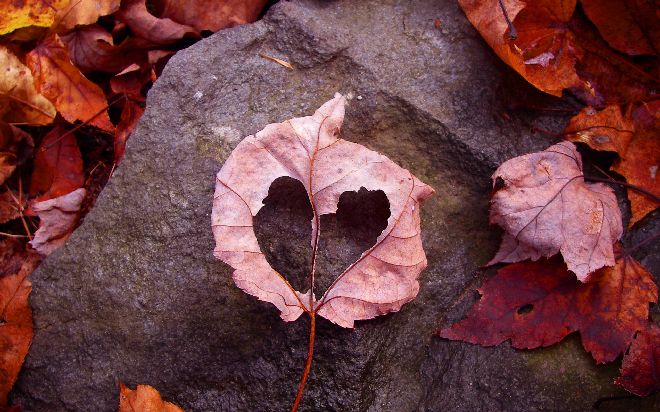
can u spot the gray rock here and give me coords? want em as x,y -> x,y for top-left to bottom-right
12,0 -> 659,411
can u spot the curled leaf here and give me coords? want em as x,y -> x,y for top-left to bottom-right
54,0 -> 121,32
30,187 -> 86,256
488,141 -> 622,281
153,0 -> 268,32
439,256 -> 658,364
212,94 -> 434,328
115,0 -> 198,45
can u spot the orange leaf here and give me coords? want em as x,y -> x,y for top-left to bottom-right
0,46 -> 56,126
153,0 -> 268,32
118,383 -> 183,412
488,141 -> 622,281
615,322 -> 660,396
438,256 -> 658,364
0,121 -> 34,186
54,0 -> 121,32
212,94 -> 434,328
26,34 -> 114,132
29,125 -> 84,201
0,253 -> 40,405
0,0 -> 69,35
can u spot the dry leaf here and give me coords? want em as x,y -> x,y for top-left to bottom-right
615,322 -> 660,396
29,125 -> 84,201
54,0 -> 121,31
115,0 -> 198,45
0,191 -> 24,225
212,94 -> 434,328
110,64 -> 155,101
30,187 -> 86,256
564,105 -> 634,153
0,253 -> 40,405
0,121 -> 34,186
439,256 -> 658,364
0,46 -> 56,126
488,141 -> 622,281
153,0 -> 268,32
0,0 -> 70,35
26,34 -> 114,132
118,383 -> 183,412
114,100 -> 144,164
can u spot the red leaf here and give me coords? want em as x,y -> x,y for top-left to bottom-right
29,125 -> 84,202
114,100 -> 144,164
153,0 -> 268,32
438,257 -> 658,364
115,0 -> 198,45
615,323 -> 660,396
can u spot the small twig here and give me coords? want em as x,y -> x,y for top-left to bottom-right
0,232 -> 28,238
291,312 -> 315,412
259,53 -> 294,70
498,0 -> 517,40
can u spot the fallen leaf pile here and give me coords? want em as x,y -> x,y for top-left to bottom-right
441,0 -> 659,397
0,0 -> 267,408
212,94 -> 434,409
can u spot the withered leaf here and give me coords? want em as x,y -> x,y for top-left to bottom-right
54,0 -> 121,32
115,0 -> 198,45
212,94 -> 434,328
153,0 -> 268,32
0,0 -> 69,35
118,383 -> 183,412
0,253 -> 39,405
615,322 -> 660,396
438,256 -> 658,364
114,99 -> 144,164
488,141 -> 622,281
0,191 -> 24,225
0,121 -> 34,186
29,125 -> 84,201
30,187 -> 86,256
0,46 -> 56,126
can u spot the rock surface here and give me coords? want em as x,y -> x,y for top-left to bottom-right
12,0 -> 659,411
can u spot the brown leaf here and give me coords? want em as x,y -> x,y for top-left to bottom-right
0,238 -> 28,277
212,94 -> 434,328
581,0 -> 656,56
438,256 -> 658,364
565,103 -> 659,225
54,0 -> 121,32
29,187 -> 86,256
29,125 -> 84,201
0,46 -> 56,126
26,34 -> 114,132
153,0 -> 268,32
0,122 -> 34,186
114,100 -> 144,164
110,64 -> 155,101
115,0 -> 198,45
0,191 -> 24,225
0,0 -> 69,35
118,383 -> 183,412
0,252 -> 40,405
615,322 -> 660,396
458,0 -> 586,97
488,141 -> 622,281
60,24 -> 149,74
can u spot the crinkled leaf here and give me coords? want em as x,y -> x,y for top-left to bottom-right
29,125 -> 84,201
118,383 -> 183,412
115,0 -> 198,45
0,46 -> 56,125
438,256 -> 658,364
0,0 -> 69,35
615,322 -> 660,396
54,0 -> 121,31
153,0 -> 268,32
0,253 -> 39,405
488,141 -> 622,281
212,94 -> 434,328
30,188 -> 85,256
26,34 -> 114,132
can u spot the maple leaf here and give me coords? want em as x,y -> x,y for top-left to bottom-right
615,322 -> 660,396
26,34 -> 114,132
0,252 -> 40,405
118,383 -> 183,412
115,0 -> 198,45
0,122 -> 34,186
566,102 -> 659,225
580,0 -> 657,56
152,0 -> 269,32
438,256 -> 658,364
114,100 -> 144,164
0,0 -> 69,36
29,125 -> 84,202
0,46 -> 56,126
488,141 -> 622,281
29,187 -> 86,256
54,0 -> 121,32
212,93 -> 434,328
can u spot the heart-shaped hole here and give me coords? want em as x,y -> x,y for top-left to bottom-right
253,176 -> 391,297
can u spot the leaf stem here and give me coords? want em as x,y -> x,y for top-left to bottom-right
291,312 -> 315,412
584,176 -> 660,203
498,0 -> 517,40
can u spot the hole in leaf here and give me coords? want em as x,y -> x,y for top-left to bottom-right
493,176 -> 506,192
254,177 -> 313,292
315,187 -> 391,295
517,303 -> 534,315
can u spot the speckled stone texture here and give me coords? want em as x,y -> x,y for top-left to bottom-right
11,0 -> 659,411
